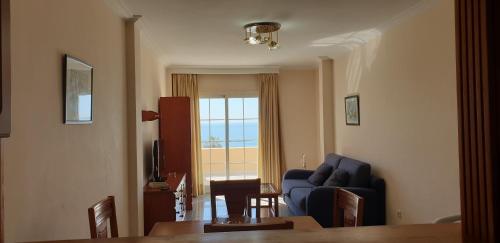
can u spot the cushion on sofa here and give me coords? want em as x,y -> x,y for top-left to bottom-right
282,179 -> 314,195
324,153 -> 343,169
289,187 -> 312,210
307,163 -> 333,186
323,169 -> 350,187
337,158 -> 371,187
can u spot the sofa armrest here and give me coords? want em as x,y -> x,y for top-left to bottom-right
370,176 -> 385,193
283,169 -> 314,180
307,186 -> 336,227
370,176 -> 386,225
307,186 -> 381,227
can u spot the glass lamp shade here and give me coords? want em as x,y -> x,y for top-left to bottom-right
245,35 -> 264,45
268,40 -> 280,50
243,22 -> 281,48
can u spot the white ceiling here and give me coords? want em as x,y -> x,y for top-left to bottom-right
114,0 -> 430,67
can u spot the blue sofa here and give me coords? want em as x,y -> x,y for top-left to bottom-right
282,153 -> 386,227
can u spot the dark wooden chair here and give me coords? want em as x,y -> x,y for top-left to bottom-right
210,179 -> 261,219
333,188 -> 365,227
88,196 -> 118,239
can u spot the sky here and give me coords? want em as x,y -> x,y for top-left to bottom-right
78,95 -> 92,121
200,98 -> 259,147
199,97 -> 258,120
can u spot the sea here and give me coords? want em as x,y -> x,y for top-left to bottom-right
201,120 -> 258,148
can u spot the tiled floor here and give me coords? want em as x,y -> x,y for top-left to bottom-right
185,194 -> 292,221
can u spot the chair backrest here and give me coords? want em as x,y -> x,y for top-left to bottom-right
88,196 -> 118,239
204,219 -> 293,233
333,188 -> 364,227
433,215 -> 461,224
210,179 -> 260,219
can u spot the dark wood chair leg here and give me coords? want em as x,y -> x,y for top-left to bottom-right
246,196 -> 252,217
274,196 -> 279,217
256,196 -> 261,219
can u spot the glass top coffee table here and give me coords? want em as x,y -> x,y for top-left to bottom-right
249,183 -> 281,217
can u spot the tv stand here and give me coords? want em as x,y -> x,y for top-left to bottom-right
143,172 -> 186,235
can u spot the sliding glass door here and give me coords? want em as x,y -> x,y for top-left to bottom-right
200,97 -> 259,191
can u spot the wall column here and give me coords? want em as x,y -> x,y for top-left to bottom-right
125,16 -> 144,236
317,57 -> 334,161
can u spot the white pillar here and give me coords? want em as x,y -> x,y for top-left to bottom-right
317,57 -> 335,161
125,16 -> 144,236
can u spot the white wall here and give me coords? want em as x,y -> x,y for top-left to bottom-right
4,1 -> 129,242
198,74 -> 258,97
332,0 -> 460,224
279,69 -> 321,170
140,37 -> 167,185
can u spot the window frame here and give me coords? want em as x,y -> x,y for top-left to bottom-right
199,95 -> 259,184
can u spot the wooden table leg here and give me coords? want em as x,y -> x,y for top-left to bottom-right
267,197 -> 273,216
274,196 -> 279,217
247,196 -> 252,217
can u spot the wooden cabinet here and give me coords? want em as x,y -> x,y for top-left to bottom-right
142,97 -> 193,234
143,173 -> 186,235
158,97 -> 192,210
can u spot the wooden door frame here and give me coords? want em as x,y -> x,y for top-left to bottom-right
0,0 -> 498,243
0,0 -> 10,243
455,0 -> 499,242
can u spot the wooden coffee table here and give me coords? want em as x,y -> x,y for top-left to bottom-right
254,183 -> 281,217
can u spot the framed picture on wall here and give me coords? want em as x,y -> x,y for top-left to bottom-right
63,55 -> 93,124
345,95 -> 360,126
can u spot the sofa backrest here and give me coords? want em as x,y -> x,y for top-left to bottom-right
324,153 -> 343,169
337,157 -> 371,187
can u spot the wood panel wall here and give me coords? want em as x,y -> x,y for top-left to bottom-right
0,145 -> 3,243
0,0 -> 10,138
455,0 -> 500,242
0,1 -> 10,243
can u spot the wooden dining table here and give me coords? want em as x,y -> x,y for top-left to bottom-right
31,223 -> 461,243
148,216 -> 323,237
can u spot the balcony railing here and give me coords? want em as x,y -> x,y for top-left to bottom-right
201,147 -> 258,183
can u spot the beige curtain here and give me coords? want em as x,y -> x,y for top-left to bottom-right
172,74 -> 204,196
258,73 -> 284,190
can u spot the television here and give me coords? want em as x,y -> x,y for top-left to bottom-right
151,139 -> 163,182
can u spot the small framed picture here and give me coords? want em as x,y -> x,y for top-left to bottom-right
345,95 -> 360,126
63,55 -> 93,124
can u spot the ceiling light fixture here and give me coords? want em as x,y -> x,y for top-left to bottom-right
243,22 -> 281,50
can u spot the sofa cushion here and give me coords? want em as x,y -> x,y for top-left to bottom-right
282,179 -> 314,195
283,195 -> 306,216
324,153 -> 343,169
307,163 -> 333,186
323,169 -> 350,187
338,158 -> 371,187
289,187 -> 312,210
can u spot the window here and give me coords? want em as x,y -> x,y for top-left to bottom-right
200,97 -> 259,190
